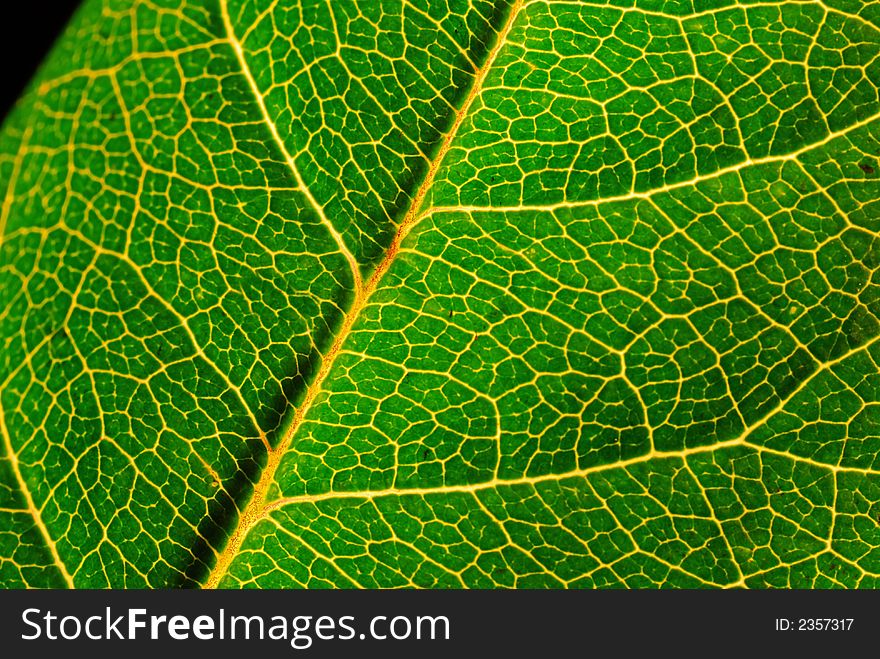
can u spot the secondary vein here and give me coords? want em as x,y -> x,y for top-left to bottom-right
261,333 -> 880,509
0,401 -> 75,588
423,104 -> 880,216
219,0 -> 362,290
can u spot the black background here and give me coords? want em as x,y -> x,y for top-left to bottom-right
0,1 -> 81,121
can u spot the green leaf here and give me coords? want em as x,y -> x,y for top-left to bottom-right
2,0 -> 880,589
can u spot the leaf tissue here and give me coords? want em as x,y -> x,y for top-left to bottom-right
2,0 -> 880,588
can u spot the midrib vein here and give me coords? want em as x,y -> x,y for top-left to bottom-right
204,0 -> 525,588
219,0 -> 361,289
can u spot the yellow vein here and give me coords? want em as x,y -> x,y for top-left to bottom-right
0,402 -> 75,588
204,0 -> 526,588
219,0 -> 361,289
424,105 -> 880,216
262,333 -> 880,510
263,439 -> 746,509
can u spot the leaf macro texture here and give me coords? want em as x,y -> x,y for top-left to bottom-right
2,0 -> 880,589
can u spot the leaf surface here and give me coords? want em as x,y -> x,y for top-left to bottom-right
2,0 -> 880,588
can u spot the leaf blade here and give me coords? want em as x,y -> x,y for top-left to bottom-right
2,0 -> 880,589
